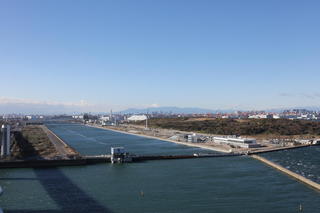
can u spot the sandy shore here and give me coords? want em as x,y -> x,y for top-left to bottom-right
87,124 -> 231,153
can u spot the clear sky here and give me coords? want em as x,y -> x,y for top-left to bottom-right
0,0 -> 320,113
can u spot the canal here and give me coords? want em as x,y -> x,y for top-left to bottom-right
0,123 -> 319,213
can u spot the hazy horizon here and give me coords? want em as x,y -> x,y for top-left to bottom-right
1,1 -> 320,113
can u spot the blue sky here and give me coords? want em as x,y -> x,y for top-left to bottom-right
0,0 -> 320,113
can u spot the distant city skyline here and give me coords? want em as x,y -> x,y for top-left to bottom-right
1,1 -> 320,113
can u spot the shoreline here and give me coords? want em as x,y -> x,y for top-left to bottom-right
86,124 -> 231,153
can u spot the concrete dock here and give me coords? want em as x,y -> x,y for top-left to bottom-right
251,155 -> 320,191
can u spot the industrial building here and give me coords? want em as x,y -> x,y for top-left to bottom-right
188,133 -> 200,143
1,124 -> 11,158
213,136 -> 259,148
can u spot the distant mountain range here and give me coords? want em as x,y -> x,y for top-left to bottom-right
1,100 -> 320,115
117,106 -> 320,115
117,106 -> 234,114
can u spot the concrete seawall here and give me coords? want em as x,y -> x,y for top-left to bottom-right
251,155 -> 320,191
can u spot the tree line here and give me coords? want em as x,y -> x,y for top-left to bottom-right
140,118 -> 320,136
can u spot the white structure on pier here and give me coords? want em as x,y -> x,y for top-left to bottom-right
1,124 -> 11,158
110,147 -> 132,163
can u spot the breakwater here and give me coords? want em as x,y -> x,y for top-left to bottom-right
248,144 -> 316,155
251,155 -> 320,191
0,153 -> 242,168
132,153 -> 241,161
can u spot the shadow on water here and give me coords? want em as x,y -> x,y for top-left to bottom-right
6,167 -> 113,213
6,131 -> 113,213
0,178 -> 38,181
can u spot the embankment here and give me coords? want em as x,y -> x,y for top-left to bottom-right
41,125 -> 80,158
251,155 -> 320,191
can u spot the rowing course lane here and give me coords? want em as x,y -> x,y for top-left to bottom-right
45,123 -> 219,156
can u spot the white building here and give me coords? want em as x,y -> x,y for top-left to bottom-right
213,136 -> 259,148
99,116 -> 110,121
248,114 -> 273,119
25,115 -> 33,120
272,114 -> 280,119
72,115 -> 84,119
127,115 -> 147,122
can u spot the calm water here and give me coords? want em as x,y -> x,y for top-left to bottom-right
0,123 -> 319,213
45,123 -> 218,156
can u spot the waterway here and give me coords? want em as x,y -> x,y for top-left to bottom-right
261,146 -> 320,184
0,123 -> 319,213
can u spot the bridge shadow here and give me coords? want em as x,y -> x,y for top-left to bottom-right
6,167 -> 113,213
7,130 -> 113,213
36,167 -> 112,212
0,178 -> 38,181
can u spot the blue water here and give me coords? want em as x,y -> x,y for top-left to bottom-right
261,146 -> 320,184
46,123 -> 217,156
0,123 -> 319,213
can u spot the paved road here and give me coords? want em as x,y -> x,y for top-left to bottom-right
40,125 -> 79,159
